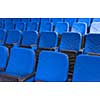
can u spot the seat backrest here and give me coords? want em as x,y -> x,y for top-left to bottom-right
51,18 -> 63,25
0,46 -> 8,69
21,18 -> 29,23
78,18 -> 91,27
21,31 -> 38,46
60,32 -> 82,51
64,18 -> 76,27
73,54 -> 100,82
6,47 -> 35,77
31,18 -> 41,23
90,22 -> 100,33
84,34 -> 100,54
41,18 -> 51,23
26,22 -> 38,31
54,22 -> 69,35
0,21 -> 4,29
0,30 -> 7,44
39,32 -> 58,48
6,31 -> 21,45
13,18 -> 21,23
15,22 -> 26,31
40,22 -> 53,33
0,18 -> 4,22
71,22 -> 87,35
93,18 -> 100,22
4,18 -> 12,23
35,51 -> 69,82
5,22 -> 15,31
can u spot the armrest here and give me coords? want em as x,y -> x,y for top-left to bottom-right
12,42 -> 19,47
88,52 -> 100,56
30,44 -> 37,47
18,72 -> 36,82
39,47 -> 58,51
0,74 -> 18,82
60,50 -> 78,54
0,68 -> 6,72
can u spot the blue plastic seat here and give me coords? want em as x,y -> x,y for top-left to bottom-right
59,32 -> 82,52
0,30 -> 7,45
15,22 -> 26,31
51,18 -> 63,25
63,18 -> 76,27
21,18 -> 29,23
4,18 -> 12,23
0,47 -> 35,82
21,31 -> 38,47
13,18 -> 21,23
4,22 -> 15,31
31,18 -> 41,23
39,32 -> 58,49
71,22 -> 87,35
35,51 -> 69,82
40,22 -> 53,33
93,18 -> 100,22
78,18 -> 91,27
54,22 -> 69,35
0,46 -> 8,71
26,23 -> 38,31
0,18 -> 4,22
0,22 -> 4,30
73,54 -> 100,82
90,22 -> 100,33
84,34 -> 100,54
41,18 -> 51,23
6,31 -> 21,46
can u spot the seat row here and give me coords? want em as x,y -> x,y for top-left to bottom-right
0,30 -> 100,54
1,21 -> 100,36
0,18 -> 93,34
0,46 -> 99,82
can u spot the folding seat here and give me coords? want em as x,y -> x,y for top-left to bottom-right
90,22 -> 100,33
63,18 -> 77,29
0,47 -> 35,82
12,18 -> 21,23
21,31 -> 38,48
54,22 -> 69,35
39,22 -> 53,33
31,18 -> 41,23
0,46 -> 8,71
0,19 -> 5,30
35,51 -> 69,82
84,34 -> 100,54
0,18 -> 4,22
4,18 -> 12,23
78,18 -> 91,27
41,18 -> 51,23
21,18 -> 29,23
4,22 -> 15,31
60,32 -> 82,52
78,18 -> 91,33
26,22 -> 39,32
0,30 -> 7,45
51,18 -> 63,25
72,54 -> 100,82
0,22 -> 4,30
71,22 -> 87,35
5,31 -> 21,48
71,22 -> 87,48
15,22 -> 26,31
93,18 -> 100,22
39,32 -> 58,51
59,32 -> 82,74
